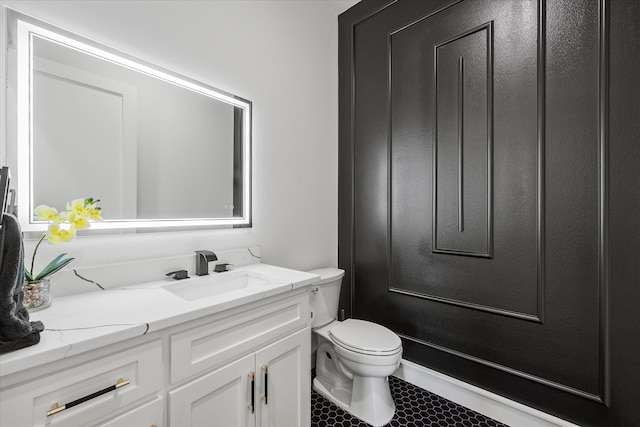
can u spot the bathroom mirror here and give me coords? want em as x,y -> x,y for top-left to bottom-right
5,9 -> 252,231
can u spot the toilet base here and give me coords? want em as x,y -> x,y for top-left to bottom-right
313,374 -> 395,427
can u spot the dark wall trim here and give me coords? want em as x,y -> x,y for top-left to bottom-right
386,1 -> 544,323
597,0 -> 611,407
388,0 -> 464,36
431,21 -> 494,259
389,287 -> 542,322
457,55 -> 464,233
339,0 -> 398,318
400,333 -> 605,403
536,0 -> 547,324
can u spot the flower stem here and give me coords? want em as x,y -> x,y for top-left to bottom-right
29,232 -> 46,280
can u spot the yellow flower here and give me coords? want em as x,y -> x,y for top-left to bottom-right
34,205 -> 62,222
86,203 -> 103,221
66,198 -> 89,218
66,211 -> 90,230
46,224 -> 76,245
26,197 -> 103,282
65,198 -> 103,224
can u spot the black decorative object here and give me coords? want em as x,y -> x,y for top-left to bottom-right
0,166 -> 44,354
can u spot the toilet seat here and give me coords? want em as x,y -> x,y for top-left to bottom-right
329,319 -> 402,356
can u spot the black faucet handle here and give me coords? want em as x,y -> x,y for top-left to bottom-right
166,270 -> 189,280
214,263 -> 233,273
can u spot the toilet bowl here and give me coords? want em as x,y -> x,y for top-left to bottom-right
309,268 -> 403,427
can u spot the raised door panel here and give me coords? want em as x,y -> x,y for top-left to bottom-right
256,328 -> 311,427
433,24 -> 492,257
389,0 -> 539,319
168,354 -> 255,427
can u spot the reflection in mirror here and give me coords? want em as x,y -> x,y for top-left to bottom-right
6,9 -> 252,231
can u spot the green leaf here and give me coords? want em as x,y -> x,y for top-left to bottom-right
24,268 -> 34,282
33,253 -> 75,281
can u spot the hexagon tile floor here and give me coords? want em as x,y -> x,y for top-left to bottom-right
311,375 -> 509,427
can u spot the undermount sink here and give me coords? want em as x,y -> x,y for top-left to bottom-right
162,271 -> 277,301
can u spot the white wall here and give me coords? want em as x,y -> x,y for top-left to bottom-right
1,1 -> 339,278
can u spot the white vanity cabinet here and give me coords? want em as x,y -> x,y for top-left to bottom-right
168,292 -> 311,427
0,285 -> 312,427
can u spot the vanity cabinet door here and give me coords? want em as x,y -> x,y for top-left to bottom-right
168,353 -> 256,427
256,328 -> 310,427
168,327 -> 310,427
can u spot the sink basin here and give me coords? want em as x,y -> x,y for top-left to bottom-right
162,271 -> 276,301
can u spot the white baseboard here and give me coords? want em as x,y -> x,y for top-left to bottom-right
393,359 -> 580,427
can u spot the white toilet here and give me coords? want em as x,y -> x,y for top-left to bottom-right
309,268 -> 403,427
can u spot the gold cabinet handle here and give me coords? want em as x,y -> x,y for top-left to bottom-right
47,378 -> 130,417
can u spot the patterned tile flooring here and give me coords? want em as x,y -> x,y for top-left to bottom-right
311,375 -> 509,427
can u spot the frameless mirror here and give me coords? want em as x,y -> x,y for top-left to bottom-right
5,9 -> 252,231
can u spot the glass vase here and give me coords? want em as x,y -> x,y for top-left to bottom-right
23,278 -> 52,311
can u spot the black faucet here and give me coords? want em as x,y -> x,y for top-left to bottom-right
195,250 -> 218,276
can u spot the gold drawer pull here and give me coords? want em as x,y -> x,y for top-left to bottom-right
47,378 -> 130,417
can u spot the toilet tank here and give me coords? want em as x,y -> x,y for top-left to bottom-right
308,268 -> 345,329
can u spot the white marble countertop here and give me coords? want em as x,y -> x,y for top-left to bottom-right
0,263 -> 319,377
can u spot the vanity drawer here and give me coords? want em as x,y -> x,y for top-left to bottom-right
170,293 -> 309,383
0,340 -> 162,427
95,396 -> 164,427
